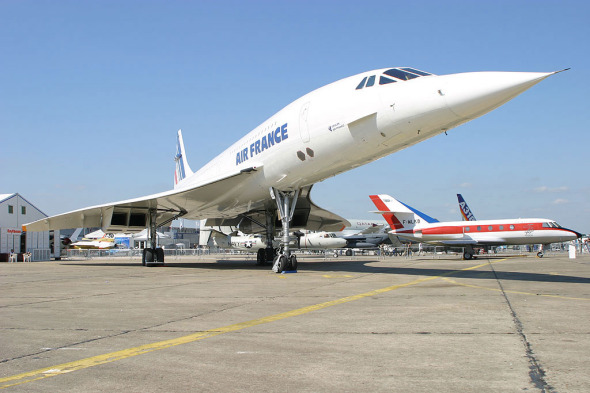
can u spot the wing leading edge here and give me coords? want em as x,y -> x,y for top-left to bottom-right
23,169 -> 349,235
23,166 -> 262,233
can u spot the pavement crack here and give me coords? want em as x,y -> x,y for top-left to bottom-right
487,260 -> 556,393
0,330 -> 132,364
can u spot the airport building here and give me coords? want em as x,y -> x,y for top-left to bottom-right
0,193 -> 52,261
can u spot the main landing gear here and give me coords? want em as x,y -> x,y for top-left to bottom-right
462,245 -> 477,261
142,208 -> 184,267
255,210 -> 278,266
270,188 -> 300,273
142,247 -> 164,266
256,248 -> 276,265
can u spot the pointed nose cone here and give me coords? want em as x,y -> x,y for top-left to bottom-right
442,71 -> 556,120
564,227 -> 583,240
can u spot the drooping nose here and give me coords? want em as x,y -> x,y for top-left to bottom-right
440,71 -> 560,120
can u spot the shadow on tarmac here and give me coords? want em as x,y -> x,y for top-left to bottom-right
61,257 -> 590,284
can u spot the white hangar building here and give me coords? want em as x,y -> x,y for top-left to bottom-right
0,193 -> 53,261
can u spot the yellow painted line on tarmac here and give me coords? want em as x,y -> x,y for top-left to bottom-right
322,274 -> 354,278
441,277 -> 590,301
0,259 -> 500,389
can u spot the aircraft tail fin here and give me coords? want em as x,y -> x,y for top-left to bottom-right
369,194 -> 438,231
174,130 -> 194,189
457,194 -> 477,221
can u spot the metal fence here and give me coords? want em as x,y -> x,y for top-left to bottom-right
32,249 -> 51,261
23,244 -> 584,262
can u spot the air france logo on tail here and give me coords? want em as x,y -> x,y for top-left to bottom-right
457,194 -> 476,221
236,123 -> 288,165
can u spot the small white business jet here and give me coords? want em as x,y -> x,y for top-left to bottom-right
370,194 -> 581,260
24,67 -> 564,271
208,230 -> 346,266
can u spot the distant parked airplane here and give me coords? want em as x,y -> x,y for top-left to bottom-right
457,194 -> 477,221
207,230 -> 346,267
370,194 -> 581,259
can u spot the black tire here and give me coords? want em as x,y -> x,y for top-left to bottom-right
144,248 -> 155,265
278,255 -> 288,273
289,254 -> 298,271
345,249 -> 352,256
463,252 -> 472,260
537,251 -> 544,258
156,248 -> 165,263
257,249 -> 265,265
265,248 -> 275,264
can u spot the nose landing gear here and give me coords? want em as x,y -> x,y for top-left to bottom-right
270,188 -> 300,273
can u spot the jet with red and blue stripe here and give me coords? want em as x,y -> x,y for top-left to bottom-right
370,194 -> 582,260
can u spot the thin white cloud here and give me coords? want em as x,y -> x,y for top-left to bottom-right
533,186 -> 569,193
459,182 -> 472,188
552,198 -> 569,205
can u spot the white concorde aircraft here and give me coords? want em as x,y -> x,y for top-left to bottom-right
24,67 -> 565,272
370,194 -> 581,260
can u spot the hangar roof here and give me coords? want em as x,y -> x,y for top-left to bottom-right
0,193 -> 47,218
0,194 -> 15,202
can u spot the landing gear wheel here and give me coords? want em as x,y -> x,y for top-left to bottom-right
276,255 -> 288,273
289,254 -> 298,271
265,248 -> 275,264
463,251 -> 473,260
156,248 -> 165,263
345,249 -> 352,256
143,248 -> 154,266
537,251 -> 544,258
256,249 -> 265,265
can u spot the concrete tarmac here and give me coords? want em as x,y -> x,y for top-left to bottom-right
1,253 -> 589,392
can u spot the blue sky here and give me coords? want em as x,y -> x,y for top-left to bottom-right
1,0 -> 589,233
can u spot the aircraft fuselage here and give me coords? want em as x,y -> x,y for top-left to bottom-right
174,69 -> 555,219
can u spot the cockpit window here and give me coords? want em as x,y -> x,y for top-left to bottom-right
401,67 -> 432,76
379,76 -> 397,85
383,68 -> 420,81
357,67 -> 434,90
356,77 -> 367,90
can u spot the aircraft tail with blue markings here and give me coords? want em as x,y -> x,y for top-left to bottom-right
174,130 -> 194,189
457,194 -> 477,221
369,194 -> 438,232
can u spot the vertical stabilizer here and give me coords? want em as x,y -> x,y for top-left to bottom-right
457,194 -> 477,221
369,194 -> 438,231
174,130 -> 194,189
